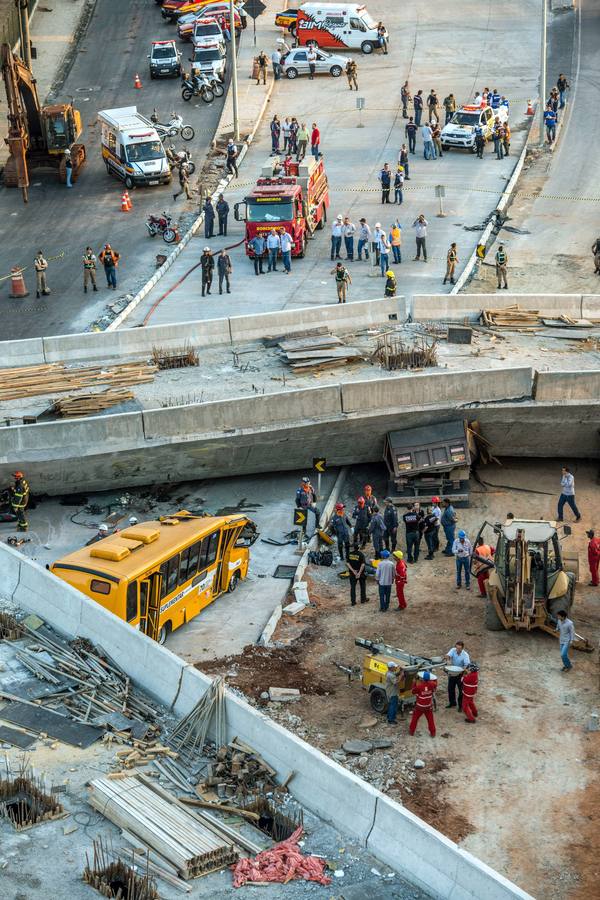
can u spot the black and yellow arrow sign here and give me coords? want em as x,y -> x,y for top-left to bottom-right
293,509 -> 307,527
476,244 -> 486,259
313,457 -> 327,473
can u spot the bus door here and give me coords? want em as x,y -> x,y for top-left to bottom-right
139,571 -> 163,641
215,522 -> 246,595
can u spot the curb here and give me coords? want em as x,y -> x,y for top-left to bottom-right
258,466 -> 349,648
106,36 -> 277,333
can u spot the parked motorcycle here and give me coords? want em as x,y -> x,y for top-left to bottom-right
166,145 -> 196,176
181,73 -> 214,104
150,109 -> 195,141
205,74 -> 224,98
146,212 -> 178,244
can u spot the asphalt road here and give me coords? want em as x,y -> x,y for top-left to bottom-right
0,0 -> 226,339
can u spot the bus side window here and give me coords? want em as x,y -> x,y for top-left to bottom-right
187,539 -> 203,578
205,532 -> 220,568
140,581 -> 149,618
159,562 -> 169,599
126,582 -> 138,622
179,546 -> 191,586
166,554 -> 180,595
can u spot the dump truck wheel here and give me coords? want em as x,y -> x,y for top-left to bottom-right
369,687 -> 388,714
484,596 -> 504,631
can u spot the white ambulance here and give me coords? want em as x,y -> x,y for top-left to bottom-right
98,107 -> 171,188
296,3 -> 386,54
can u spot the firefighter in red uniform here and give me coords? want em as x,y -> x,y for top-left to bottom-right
461,662 -> 479,723
409,671 -> 436,737
393,550 -> 407,609
586,529 -> 600,586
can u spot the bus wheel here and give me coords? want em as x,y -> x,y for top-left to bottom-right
228,572 -> 240,593
157,622 -> 171,645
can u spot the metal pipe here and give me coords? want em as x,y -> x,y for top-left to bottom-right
539,0 -> 547,147
16,0 -> 32,69
229,0 -> 240,141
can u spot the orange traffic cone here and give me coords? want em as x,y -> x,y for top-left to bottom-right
124,190 -> 133,210
526,99 -> 534,116
134,73 -> 142,89
121,191 -> 130,212
9,266 -> 29,298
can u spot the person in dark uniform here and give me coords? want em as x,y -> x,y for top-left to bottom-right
403,503 -> 422,563
10,471 -> 30,531
328,503 -> 353,561
200,247 -> 214,296
422,506 -> 439,559
203,199 -> 215,238
352,496 -> 370,549
295,476 -> 320,530
216,194 -> 230,236
383,497 -> 398,551
347,545 -> 368,605
363,484 -> 378,519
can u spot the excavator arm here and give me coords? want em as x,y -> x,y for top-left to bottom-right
1,42 -> 45,199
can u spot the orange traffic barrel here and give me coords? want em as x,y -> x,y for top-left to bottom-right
9,267 -> 29,298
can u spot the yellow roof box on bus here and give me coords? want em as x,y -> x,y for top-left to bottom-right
90,538 -> 142,561
120,526 -> 160,544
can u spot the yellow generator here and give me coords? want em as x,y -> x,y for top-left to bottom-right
354,639 -> 444,715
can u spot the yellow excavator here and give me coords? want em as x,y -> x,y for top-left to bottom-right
1,43 -> 85,202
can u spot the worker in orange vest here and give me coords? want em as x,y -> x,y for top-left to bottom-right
409,671 -> 436,737
393,550 -> 407,609
363,484 -> 378,519
461,663 -> 479,723
472,537 -> 495,597
586,529 -> 600,586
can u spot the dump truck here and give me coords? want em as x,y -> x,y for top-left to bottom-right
335,639 -> 447,716
1,43 -> 86,202
474,518 -> 592,651
234,156 -> 329,259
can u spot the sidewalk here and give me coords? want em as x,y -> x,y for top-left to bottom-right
125,0 -> 542,328
0,0 -> 89,166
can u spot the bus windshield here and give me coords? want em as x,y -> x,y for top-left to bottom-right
247,201 -> 293,222
127,141 -> 164,162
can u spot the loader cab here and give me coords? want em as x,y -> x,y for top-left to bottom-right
44,104 -> 80,153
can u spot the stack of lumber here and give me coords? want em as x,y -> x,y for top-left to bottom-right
277,333 -> 363,371
113,740 -> 180,771
88,774 -> 238,880
53,388 -> 134,417
480,305 -> 542,328
0,361 -> 157,401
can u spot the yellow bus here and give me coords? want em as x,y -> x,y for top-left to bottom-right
50,511 -> 258,643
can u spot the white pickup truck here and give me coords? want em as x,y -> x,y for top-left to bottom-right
441,104 -> 508,152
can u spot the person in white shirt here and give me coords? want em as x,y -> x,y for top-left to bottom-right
357,218 -> 371,260
330,214 -> 343,260
412,214 -> 428,261
431,496 -> 441,550
281,117 -> 291,153
453,530 -> 472,590
271,49 -> 281,80
266,229 -> 281,271
307,45 -> 317,80
557,465 -> 581,522
342,216 -> 356,260
444,640 -> 471,709
372,222 -> 385,264
280,230 -> 293,273
422,123 -> 434,160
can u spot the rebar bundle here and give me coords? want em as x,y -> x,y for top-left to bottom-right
83,837 -> 158,900
151,343 -> 199,370
169,677 -> 226,756
242,793 -> 304,843
0,757 -> 64,831
373,334 -> 438,371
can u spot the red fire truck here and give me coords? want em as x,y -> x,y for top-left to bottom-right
234,156 -> 329,258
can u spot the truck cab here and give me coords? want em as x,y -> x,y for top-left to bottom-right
296,3 -> 386,54
98,107 -> 171,188
234,156 -> 329,259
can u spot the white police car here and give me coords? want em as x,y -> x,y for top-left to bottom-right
190,43 -> 227,81
441,104 -> 508,151
148,40 -> 181,79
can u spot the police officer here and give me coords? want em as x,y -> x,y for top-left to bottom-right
216,194 -> 230,236
203,198 -> 215,238
352,496 -> 370,549
10,471 -> 30,531
495,244 -> 508,289
474,126 -> 485,159
200,247 -> 214,296
444,243 -> 458,285
34,250 -> 50,299
347,543 -> 368,604
383,497 -> 398,551
345,58 -> 358,91
368,505 -> 386,558
328,502 -> 353,561
295,476 -> 320,530
82,247 -> 98,294
403,502 -> 422,564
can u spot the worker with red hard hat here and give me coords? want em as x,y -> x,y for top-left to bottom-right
328,502 -> 353,561
363,484 -> 378,519
461,662 -> 479,723
393,549 -> 407,609
409,670 -> 437,737
352,495 -> 370,549
9,471 -> 30,531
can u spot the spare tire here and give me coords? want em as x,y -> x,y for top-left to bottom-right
485,596 -> 504,631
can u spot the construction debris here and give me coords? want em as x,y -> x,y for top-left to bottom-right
151,343 -> 199,370
83,838 -> 159,900
241,793 -> 304,842
88,774 -> 238,880
197,738 -> 278,798
0,757 -> 65,831
52,388 -> 134,417
372,334 -> 437,371
231,826 -> 331,888
0,610 -> 24,640
0,361 -> 157,402
168,677 -> 226,759
268,687 -> 301,702
480,305 -> 542,328
277,332 -> 363,371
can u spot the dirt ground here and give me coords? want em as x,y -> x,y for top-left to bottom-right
197,459 -> 600,900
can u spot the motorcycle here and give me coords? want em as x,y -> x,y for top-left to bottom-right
181,72 -> 214,104
205,74 -> 224,98
150,109 -> 195,142
146,212 -> 178,244
166,145 -> 196,176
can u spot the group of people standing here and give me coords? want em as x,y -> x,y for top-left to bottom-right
269,115 -> 321,161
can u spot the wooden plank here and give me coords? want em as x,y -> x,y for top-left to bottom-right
285,347 -> 362,360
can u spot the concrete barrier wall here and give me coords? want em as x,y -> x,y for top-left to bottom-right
0,543 -> 533,900
0,411 -> 145,461
534,370 -> 600,402
341,367 -> 533,414
412,294 -> 586,322
581,295 -> 600,319
1,338 -> 46,368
